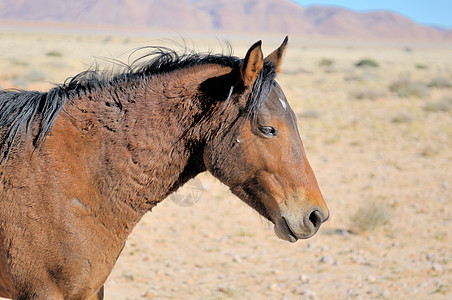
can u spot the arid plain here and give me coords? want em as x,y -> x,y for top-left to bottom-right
0,31 -> 451,299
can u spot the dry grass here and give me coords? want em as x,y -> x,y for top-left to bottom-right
297,109 -> 321,119
350,88 -> 387,100
391,111 -> 414,123
45,50 -> 63,57
349,201 -> 391,234
318,58 -> 334,67
415,63 -> 429,70
389,79 -> 429,98
428,76 -> 452,88
355,58 -> 379,68
423,97 -> 452,112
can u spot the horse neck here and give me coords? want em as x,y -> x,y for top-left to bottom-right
63,64 -> 232,218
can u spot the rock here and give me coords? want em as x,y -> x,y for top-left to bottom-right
425,253 -> 436,262
319,255 -> 336,265
232,255 -> 242,263
347,288 -> 361,299
143,289 -> 157,298
306,243 -> 315,251
291,286 -> 304,294
432,264 -> 444,273
380,289 -> 390,298
351,254 -> 367,265
299,274 -> 310,283
292,287 -> 317,299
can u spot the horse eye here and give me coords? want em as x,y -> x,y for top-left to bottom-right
259,126 -> 278,137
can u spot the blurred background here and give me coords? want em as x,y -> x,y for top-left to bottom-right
0,1 -> 451,299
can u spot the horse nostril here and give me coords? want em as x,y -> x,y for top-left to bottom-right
308,210 -> 323,229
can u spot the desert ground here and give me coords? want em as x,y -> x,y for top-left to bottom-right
0,30 -> 451,299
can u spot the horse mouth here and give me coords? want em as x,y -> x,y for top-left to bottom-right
283,217 -> 298,240
274,217 -> 298,243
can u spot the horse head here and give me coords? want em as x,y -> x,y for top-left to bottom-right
204,37 -> 329,242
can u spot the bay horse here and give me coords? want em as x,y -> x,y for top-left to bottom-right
0,37 -> 328,299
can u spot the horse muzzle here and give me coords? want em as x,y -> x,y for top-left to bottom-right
274,207 -> 329,242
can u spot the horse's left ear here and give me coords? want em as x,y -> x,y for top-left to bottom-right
240,41 -> 264,87
264,36 -> 289,73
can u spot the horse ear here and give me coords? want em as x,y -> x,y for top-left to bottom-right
264,36 -> 288,73
240,41 -> 264,87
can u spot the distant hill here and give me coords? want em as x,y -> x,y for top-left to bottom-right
0,0 -> 450,42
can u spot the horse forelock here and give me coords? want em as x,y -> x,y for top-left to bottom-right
245,62 -> 277,122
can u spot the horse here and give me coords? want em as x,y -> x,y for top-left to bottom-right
0,37 -> 328,299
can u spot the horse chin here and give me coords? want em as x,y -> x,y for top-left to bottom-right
274,217 -> 318,243
274,218 -> 299,243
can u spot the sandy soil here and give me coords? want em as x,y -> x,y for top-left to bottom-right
0,31 -> 451,300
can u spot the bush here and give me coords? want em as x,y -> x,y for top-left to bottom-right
355,58 -> 379,68
427,77 -> 452,88
24,69 -> 48,82
423,98 -> 452,112
344,70 -> 377,82
350,88 -> 386,100
350,201 -> 390,233
103,36 -> 113,43
297,109 -> 320,119
46,51 -> 63,57
415,64 -> 428,70
14,69 -> 49,87
391,111 -> 413,123
389,79 -> 429,98
9,58 -> 29,67
318,58 -> 334,67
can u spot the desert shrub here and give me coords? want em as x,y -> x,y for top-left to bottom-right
46,51 -> 63,57
350,201 -> 390,233
344,70 -> 377,82
14,69 -> 48,87
103,36 -> 113,43
389,79 -> 429,98
415,64 -> 428,70
423,98 -> 452,112
9,58 -> 29,67
421,145 -> 439,157
350,88 -> 386,100
297,109 -> 320,119
24,69 -> 48,82
13,78 -> 30,88
427,76 -> 452,88
318,58 -> 334,67
391,111 -> 413,123
282,68 -> 312,75
355,58 -> 379,68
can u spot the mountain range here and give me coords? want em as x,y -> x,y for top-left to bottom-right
0,0 -> 450,42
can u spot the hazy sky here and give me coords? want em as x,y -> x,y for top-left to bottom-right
293,0 -> 452,28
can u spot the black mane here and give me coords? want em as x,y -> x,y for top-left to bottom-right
0,46 -> 276,162
62,46 -> 242,96
0,88 -> 68,162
